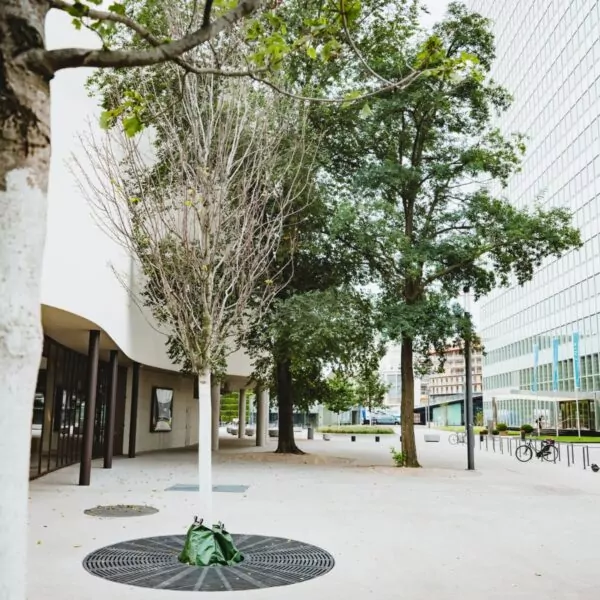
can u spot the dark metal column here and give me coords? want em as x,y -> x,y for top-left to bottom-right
128,362 -> 140,458
465,335 -> 475,470
104,350 -> 118,469
79,330 -> 100,486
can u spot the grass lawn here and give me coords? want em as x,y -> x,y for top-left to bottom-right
529,435 -> 600,444
317,425 -> 395,435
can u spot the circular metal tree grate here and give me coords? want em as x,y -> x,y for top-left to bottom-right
83,534 -> 335,591
84,505 -> 159,518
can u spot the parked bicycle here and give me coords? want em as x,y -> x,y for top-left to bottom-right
515,438 -> 558,463
449,432 -> 467,445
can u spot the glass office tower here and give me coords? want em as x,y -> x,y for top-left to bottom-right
466,1 -> 600,430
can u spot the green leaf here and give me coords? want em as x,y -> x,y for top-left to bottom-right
108,2 -> 126,15
99,110 -> 112,130
358,102 -> 372,118
306,46 -> 317,60
122,115 -> 143,137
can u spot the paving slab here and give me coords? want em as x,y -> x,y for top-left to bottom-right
28,427 -> 600,599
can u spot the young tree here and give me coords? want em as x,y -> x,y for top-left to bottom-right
321,2 -> 581,466
77,65 -> 312,514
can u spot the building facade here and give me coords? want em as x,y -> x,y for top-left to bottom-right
467,0 -> 600,431
419,347 -> 483,426
31,11 -> 258,481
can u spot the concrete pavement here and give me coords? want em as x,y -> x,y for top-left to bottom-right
28,427 -> 600,599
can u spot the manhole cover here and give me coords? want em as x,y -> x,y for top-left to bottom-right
84,505 -> 159,518
83,534 -> 335,591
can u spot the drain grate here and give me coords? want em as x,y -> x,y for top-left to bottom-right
84,505 -> 159,518
164,484 -> 249,493
83,534 -> 335,591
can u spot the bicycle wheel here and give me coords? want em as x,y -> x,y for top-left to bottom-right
449,434 -> 458,445
515,445 -> 533,462
542,445 -> 558,463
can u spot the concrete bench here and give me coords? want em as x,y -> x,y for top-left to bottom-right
424,432 -> 441,442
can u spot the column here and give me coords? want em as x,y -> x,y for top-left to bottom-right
103,350 -> 118,469
79,330 -> 100,486
211,374 -> 220,451
128,362 -> 140,458
238,389 -> 247,439
256,387 -> 269,447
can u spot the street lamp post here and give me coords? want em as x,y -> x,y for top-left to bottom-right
464,288 -> 475,471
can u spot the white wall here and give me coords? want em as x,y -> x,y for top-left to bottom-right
44,9 -> 251,377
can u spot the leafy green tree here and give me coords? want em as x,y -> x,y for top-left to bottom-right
323,372 -> 358,415
320,2 -> 581,466
250,288 -> 382,453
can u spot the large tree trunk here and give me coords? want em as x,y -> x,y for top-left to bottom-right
1,3 -> 51,599
275,359 -> 303,454
400,335 -> 420,467
197,370 -> 213,524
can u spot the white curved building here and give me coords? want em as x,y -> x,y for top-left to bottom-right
31,11 -> 256,480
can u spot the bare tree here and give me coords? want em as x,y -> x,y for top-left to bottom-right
76,66 -> 313,522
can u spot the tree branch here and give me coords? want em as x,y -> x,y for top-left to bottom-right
251,70 -> 422,104
35,0 -> 263,72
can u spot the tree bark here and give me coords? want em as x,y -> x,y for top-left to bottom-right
400,335 -> 420,467
1,3 -> 51,599
275,359 -> 304,454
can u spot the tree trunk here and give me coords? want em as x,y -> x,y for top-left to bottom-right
400,335 -> 420,467
275,359 -> 303,454
1,3 -> 51,599
197,370 -> 213,524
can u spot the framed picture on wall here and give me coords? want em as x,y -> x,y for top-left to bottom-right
151,387 -> 174,433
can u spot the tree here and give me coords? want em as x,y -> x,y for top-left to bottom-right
250,288 -> 382,453
320,2 -> 581,466
78,62 -> 312,514
323,372 -> 358,415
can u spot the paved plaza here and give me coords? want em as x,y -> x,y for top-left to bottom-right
28,428 -> 600,599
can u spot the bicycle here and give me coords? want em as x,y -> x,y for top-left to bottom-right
449,432 -> 467,445
515,438 -> 558,463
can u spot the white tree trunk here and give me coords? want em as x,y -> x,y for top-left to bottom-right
210,375 -> 220,451
197,371 -> 213,524
1,3 -> 51,599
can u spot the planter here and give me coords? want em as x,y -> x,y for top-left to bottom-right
268,429 -> 278,438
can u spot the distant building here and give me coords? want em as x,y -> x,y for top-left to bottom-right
419,347 -> 483,426
378,344 -> 422,414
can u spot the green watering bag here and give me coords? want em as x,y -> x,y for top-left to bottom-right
179,518 -> 243,567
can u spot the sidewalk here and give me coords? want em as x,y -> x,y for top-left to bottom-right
28,428 -> 600,599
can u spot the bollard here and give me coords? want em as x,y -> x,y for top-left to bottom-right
351,435 -> 356,442
571,443 -> 575,464
508,438 -> 512,456
583,446 -> 587,470
567,444 -> 571,467
307,427 -> 314,440
375,436 -> 380,443
500,437 -> 504,454
492,436 -> 496,452
485,436 -> 488,450
586,446 -> 590,468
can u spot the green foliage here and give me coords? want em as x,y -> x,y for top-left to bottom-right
318,425 -> 394,434
491,429 -> 499,435
323,372 -> 358,414
520,424 -> 534,434
480,428 -> 488,435
496,423 -> 508,432
390,447 -> 405,467
315,1 -> 581,466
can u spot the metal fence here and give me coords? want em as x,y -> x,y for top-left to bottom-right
477,434 -> 600,470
